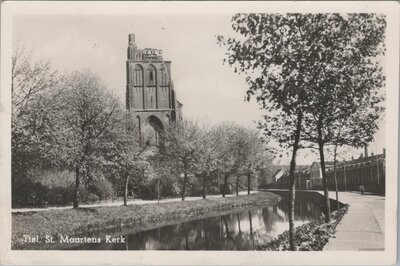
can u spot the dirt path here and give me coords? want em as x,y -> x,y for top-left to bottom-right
11,191 -> 258,213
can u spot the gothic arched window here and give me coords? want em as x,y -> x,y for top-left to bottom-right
133,65 -> 143,86
147,65 -> 156,86
160,66 -> 168,85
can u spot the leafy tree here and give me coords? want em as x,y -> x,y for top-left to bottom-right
218,13 -> 316,250
87,178 -> 114,201
238,129 -> 268,195
246,147 -> 274,195
195,123 -> 220,199
51,71 -> 120,209
150,153 -> 181,200
224,127 -> 265,196
297,14 -> 386,221
325,104 -> 383,210
211,123 -> 249,197
102,111 -> 151,206
218,14 -> 386,247
11,43 -> 62,206
161,119 -> 202,201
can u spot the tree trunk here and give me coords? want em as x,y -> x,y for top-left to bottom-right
222,174 -> 228,197
334,171 -> 339,210
247,172 -> 251,195
73,166 -> 80,209
181,173 -> 187,201
124,173 -> 130,206
237,214 -> 241,233
318,136 -> 331,222
157,178 -> 160,204
236,176 -> 239,196
344,164 -> 347,191
202,174 -> 206,199
248,210 -> 253,235
288,110 -> 303,251
333,145 -> 340,211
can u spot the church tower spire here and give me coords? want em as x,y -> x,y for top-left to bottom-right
127,33 -> 138,60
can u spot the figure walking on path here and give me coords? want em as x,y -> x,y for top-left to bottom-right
359,185 -> 365,195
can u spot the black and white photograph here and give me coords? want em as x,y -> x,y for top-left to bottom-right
0,1 -> 398,265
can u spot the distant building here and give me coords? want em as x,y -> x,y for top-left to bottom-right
126,33 -> 182,146
274,165 -> 310,189
325,149 -> 386,194
309,161 -> 334,179
272,169 -> 285,182
270,148 -> 385,195
308,161 -> 334,190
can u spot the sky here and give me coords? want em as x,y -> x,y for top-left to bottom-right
13,14 -> 386,165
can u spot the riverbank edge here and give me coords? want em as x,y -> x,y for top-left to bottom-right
257,205 -> 349,251
12,192 -> 280,249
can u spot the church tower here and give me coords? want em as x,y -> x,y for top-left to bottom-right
126,34 -> 182,145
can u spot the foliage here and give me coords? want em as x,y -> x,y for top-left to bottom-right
46,186 -> 75,206
88,179 -> 114,201
12,178 -> 76,208
100,110 -> 153,204
11,42 -> 61,119
218,12 -> 385,152
188,123 -> 220,198
218,13 -> 386,246
48,71 -> 121,208
161,119 -> 203,200
218,13 -> 310,250
12,62 -> 123,208
295,14 -> 386,215
11,43 -> 278,208
210,123 -> 243,196
11,43 -> 63,196
149,153 -> 181,199
12,179 -> 50,208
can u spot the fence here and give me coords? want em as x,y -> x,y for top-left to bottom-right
272,155 -> 385,195
325,158 -> 385,194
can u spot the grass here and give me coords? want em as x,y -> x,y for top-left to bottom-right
12,192 -> 281,249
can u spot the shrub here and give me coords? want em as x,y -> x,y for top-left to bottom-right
12,179 -> 49,208
46,186 -> 74,206
88,179 -> 114,201
86,193 -> 100,202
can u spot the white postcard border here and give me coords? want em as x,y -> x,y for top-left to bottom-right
0,1 -> 398,265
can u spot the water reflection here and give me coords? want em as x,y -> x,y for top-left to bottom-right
75,192 -> 323,250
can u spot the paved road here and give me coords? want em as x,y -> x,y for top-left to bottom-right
11,191 -> 258,213
323,191 -> 385,251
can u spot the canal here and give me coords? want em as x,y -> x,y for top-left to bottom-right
72,191 -> 333,250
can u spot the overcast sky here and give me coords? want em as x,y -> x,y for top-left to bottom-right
13,14 -> 386,164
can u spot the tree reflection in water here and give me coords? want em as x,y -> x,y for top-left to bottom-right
74,192 -> 324,250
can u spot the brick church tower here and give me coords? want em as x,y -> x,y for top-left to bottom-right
126,34 -> 182,145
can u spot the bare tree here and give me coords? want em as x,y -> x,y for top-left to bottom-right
12,42 -> 60,118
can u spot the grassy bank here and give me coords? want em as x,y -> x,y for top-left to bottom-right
12,192 -> 280,249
